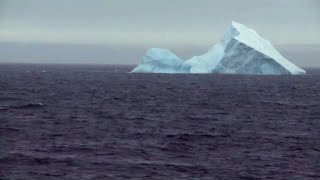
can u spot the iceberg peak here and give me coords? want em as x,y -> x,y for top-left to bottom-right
231,21 -> 245,28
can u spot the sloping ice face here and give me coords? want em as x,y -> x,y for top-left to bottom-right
213,38 -> 291,75
131,22 -> 306,75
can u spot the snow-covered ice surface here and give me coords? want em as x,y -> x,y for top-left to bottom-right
132,22 -> 306,75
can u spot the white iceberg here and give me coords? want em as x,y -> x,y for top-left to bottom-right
132,22 -> 306,75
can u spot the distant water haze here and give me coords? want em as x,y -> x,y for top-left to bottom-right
0,42 -> 319,68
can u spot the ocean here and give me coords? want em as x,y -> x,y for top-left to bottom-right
1,64 -> 319,179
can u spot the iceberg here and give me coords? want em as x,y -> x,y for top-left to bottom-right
132,22 -> 306,75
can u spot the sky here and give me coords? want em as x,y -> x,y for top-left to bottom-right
0,0 -> 319,65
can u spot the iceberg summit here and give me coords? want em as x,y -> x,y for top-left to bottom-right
131,22 -> 306,75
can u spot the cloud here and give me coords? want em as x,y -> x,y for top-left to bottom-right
0,0 -> 319,44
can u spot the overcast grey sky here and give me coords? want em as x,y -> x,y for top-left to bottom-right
0,0 -> 319,66
0,0 -> 319,45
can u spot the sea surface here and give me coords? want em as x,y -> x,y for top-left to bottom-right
1,64 -> 320,180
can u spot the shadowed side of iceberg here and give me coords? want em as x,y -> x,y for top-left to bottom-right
213,38 -> 292,75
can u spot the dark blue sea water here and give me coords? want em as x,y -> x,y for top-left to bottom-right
1,64 -> 320,180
